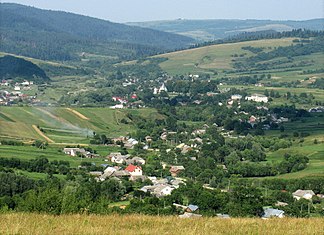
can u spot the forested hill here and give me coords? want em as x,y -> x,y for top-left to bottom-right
0,3 -> 194,61
0,55 -> 50,83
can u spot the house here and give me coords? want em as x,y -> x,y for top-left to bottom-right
179,212 -> 202,218
169,178 -> 185,188
159,83 -> 167,93
231,94 -> 242,100
139,184 -> 174,197
14,86 -> 21,91
292,189 -> 315,200
124,138 -> 139,149
112,170 -> 131,178
180,144 -> 192,154
63,148 -> 86,157
21,80 -> 31,86
308,106 -> 324,113
262,208 -> 285,219
245,94 -> 268,103
145,136 -> 152,142
275,201 -> 289,207
192,129 -> 206,136
153,185 -> 174,197
186,204 -> 199,213
108,153 -> 130,164
170,166 -> 185,177
110,104 -> 124,109
216,214 -> 230,219
125,164 -> 142,176
89,171 -> 103,177
172,203 -> 187,210
126,157 -> 146,165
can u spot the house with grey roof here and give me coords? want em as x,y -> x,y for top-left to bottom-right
292,189 -> 315,200
186,204 -> 199,213
262,208 -> 285,219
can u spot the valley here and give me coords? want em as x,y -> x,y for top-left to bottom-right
0,2 -> 323,225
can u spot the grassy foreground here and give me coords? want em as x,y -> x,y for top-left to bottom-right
1,213 -> 323,235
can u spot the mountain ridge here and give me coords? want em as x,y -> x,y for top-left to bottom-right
0,3 -> 194,61
127,18 -> 324,41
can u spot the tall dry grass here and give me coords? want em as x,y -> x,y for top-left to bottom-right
0,213 -> 323,235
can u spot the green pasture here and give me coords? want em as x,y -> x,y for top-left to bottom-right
157,38 -> 296,75
266,143 -> 324,179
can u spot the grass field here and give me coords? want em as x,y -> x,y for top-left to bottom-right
266,143 -> 324,179
0,213 -> 323,235
156,38 -> 296,75
0,107 -> 160,144
0,144 -> 122,169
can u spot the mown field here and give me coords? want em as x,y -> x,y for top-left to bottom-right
0,213 -> 323,235
0,107 -> 161,144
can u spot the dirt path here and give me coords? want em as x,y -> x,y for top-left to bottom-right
32,125 -> 55,143
66,108 -> 90,120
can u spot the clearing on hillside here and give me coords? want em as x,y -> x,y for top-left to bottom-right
156,38 -> 296,75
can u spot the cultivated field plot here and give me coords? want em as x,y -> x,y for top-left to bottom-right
0,107 -> 159,143
0,213 -> 323,235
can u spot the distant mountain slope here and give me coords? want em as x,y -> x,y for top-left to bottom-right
128,19 -> 324,41
0,55 -> 50,83
0,3 -> 194,61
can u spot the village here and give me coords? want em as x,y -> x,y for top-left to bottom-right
62,143 -> 323,219
0,79 -> 40,105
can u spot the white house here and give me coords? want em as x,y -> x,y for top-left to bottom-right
63,148 -> 86,157
110,104 -> 124,109
159,83 -> 167,93
14,86 -> 21,91
231,94 -> 242,100
245,94 -> 268,103
292,190 -> 315,200
153,185 -> 174,197
111,155 -> 129,164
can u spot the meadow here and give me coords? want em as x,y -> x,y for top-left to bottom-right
156,38 -> 296,75
0,144 -> 118,169
0,213 -> 323,235
0,107 -> 160,144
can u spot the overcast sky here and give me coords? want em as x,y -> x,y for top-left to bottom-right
3,0 -> 324,22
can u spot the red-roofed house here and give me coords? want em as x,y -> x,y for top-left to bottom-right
125,164 -> 142,176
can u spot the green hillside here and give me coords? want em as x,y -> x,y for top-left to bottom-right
0,55 -> 50,83
0,3 -> 194,61
156,38 -> 296,75
156,36 -> 324,85
0,107 -> 161,144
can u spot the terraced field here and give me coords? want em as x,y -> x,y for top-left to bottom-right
0,107 -> 161,144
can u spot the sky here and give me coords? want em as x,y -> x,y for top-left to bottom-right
3,0 -> 324,23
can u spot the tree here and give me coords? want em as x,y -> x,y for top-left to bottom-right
227,186 -> 264,217
101,179 -> 126,201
